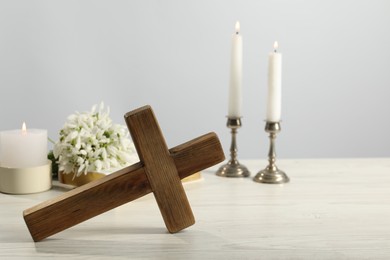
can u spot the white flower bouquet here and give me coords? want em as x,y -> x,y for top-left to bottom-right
53,103 -> 138,179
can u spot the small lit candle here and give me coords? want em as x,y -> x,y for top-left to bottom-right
0,123 -> 47,168
228,21 -> 243,118
266,41 -> 282,122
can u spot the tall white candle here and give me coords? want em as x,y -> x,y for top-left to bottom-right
266,41 -> 282,122
228,21 -> 243,118
0,122 -> 47,168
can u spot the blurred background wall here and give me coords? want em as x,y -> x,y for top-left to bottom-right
1,0 -> 389,159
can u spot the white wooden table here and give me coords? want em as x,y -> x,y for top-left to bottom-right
1,158 -> 390,259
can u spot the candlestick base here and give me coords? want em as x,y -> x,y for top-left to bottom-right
0,160 -> 52,194
215,117 -> 250,178
253,121 -> 289,184
216,161 -> 250,178
253,166 -> 289,184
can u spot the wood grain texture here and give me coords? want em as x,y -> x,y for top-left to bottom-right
23,129 -> 224,241
124,105 -> 194,233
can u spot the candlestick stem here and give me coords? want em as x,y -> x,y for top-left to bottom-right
216,117 -> 250,178
253,121 -> 289,184
230,127 -> 238,164
268,131 -> 280,171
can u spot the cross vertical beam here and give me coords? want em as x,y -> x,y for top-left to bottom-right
125,106 -> 194,232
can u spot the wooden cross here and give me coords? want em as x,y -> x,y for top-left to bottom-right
23,105 -> 225,242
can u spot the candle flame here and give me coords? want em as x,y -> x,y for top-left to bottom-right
235,21 -> 240,34
273,41 -> 279,52
22,122 -> 27,135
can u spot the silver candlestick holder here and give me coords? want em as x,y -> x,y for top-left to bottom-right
253,121 -> 289,184
216,117 -> 250,178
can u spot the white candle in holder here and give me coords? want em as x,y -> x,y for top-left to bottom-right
228,21 -> 243,118
266,41 -> 282,122
0,122 -> 48,168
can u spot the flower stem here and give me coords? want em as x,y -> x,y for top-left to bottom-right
48,137 -> 56,144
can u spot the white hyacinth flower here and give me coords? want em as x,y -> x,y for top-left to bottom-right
53,103 -> 139,178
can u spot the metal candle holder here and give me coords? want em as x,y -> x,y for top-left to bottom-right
216,117 -> 250,178
253,121 -> 289,184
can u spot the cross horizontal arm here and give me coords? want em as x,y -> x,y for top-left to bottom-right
23,132 -> 224,242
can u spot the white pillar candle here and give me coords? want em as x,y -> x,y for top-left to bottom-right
228,21 -> 243,118
0,122 -> 48,168
266,41 -> 282,122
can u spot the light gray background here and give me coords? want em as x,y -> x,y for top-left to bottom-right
0,0 -> 389,159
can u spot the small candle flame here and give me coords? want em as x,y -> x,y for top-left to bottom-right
22,122 -> 27,135
273,41 -> 279,52
235,21 -> 240,34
